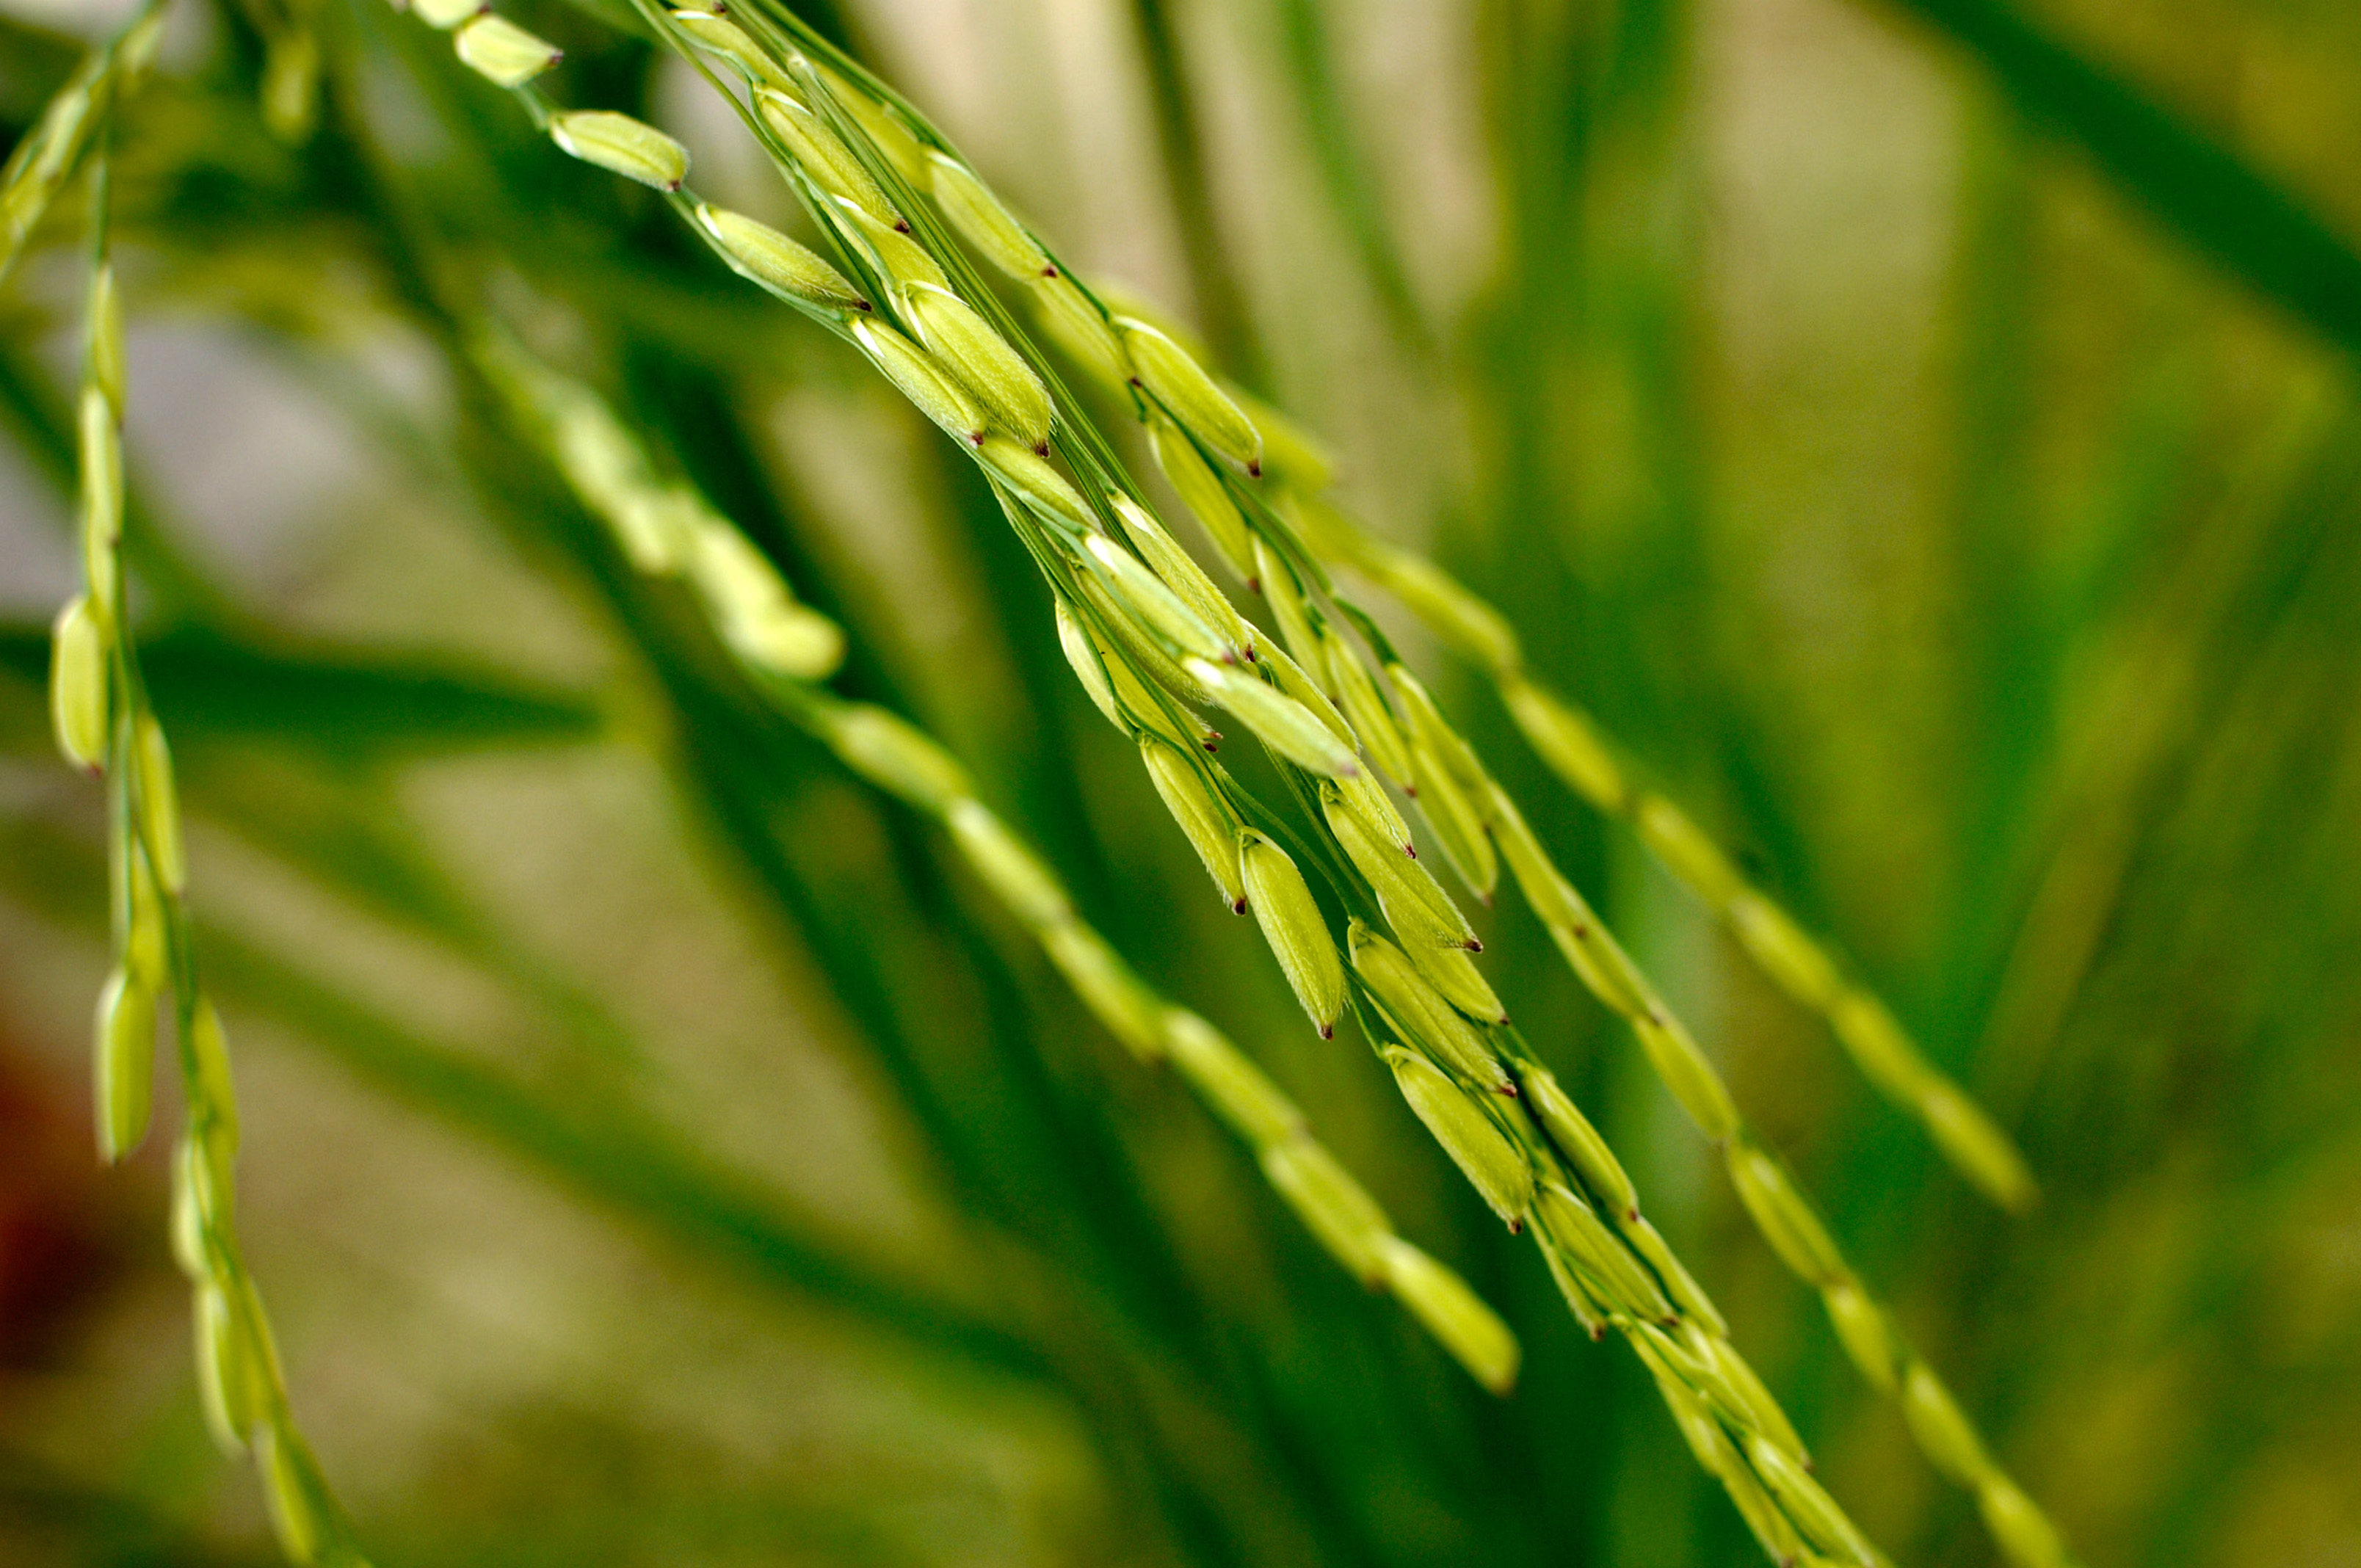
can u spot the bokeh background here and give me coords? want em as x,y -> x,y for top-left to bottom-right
4,0 -> 2360,1563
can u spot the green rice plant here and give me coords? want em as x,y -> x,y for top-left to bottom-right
41,133 -> 368,1567
23,0 -> 2340,1562
596,14 -> 2071,1561
388,9 -> 1901,1558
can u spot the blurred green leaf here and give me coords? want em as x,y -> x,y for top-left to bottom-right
1884,0 -> 2361,354
0,621 -> 601,756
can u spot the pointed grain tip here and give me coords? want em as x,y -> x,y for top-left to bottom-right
1319,1024 -> 1333,1039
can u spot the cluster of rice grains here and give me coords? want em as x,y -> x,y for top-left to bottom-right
396,2 -> 2079,1562
10,0 -> 2072,1558
22,19 -> 369,1563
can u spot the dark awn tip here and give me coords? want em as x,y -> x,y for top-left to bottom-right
1245,576 -> 1261,593
1231,897 -> 1248,915
1041,264 -> 1059,277
1246,460 -> 1261,478
1032,440 -> 1050,457
894,219 -> 911,233
1318,1024 -> 1333,1039
1506,1218 -> 1522,1235
1497,1081 -> 1518,1097
853,299 -> 874,311
1463,937 -> 1482,953
1402,844 -> 1416,857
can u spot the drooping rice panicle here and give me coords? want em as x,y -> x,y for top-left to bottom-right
418,10 -> 1942,1557
45,140 -> 371,1568
642,28 -> 2076,1560
466,330 -> 1519,1391
681,0 -> 2031,1223
907,115 -> 2035,1222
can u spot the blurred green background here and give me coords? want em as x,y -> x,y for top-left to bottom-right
3,0 -> 2360,1562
